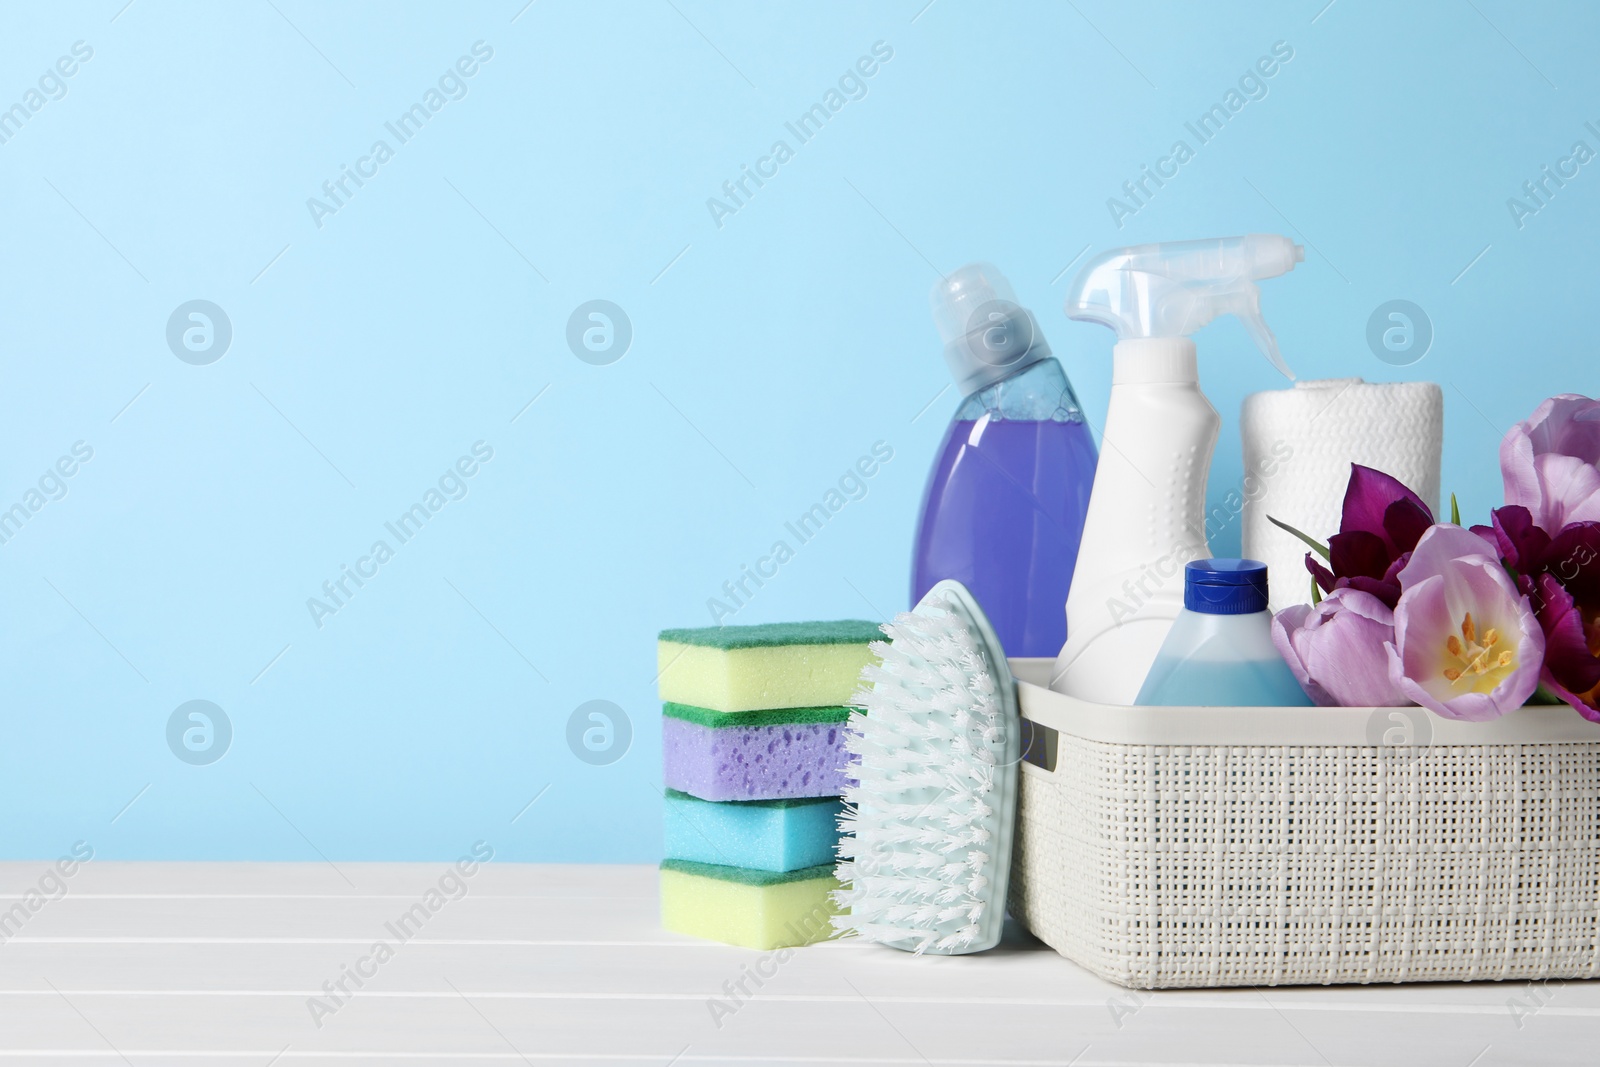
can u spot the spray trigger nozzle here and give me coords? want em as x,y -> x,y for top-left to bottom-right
1065,234 -> 1302,379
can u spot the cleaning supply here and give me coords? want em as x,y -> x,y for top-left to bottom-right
1135,559 -> 1313,706
833,579 -> 1019,955
1240,379 -> 1444,611
660,859 -> 840,950
663,789 -> 842,872
1051,234 -> 1303,704
912,264 -> 1098,658
662,702 -> 852,801
657,620 -> 880,713
656,617 -> 871,949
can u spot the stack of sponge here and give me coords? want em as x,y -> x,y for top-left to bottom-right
656,620 -> 879,950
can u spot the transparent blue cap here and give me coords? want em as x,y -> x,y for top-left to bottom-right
931,263 -> 1050,396
1185,558 -> 1269,615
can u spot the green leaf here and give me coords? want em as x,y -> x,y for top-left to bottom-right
1450,492 -> 1461,526
1310,576 -> 1322,606
1268,514 -> 1331,561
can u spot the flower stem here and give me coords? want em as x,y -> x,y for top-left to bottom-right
1268,514 -> 1331,561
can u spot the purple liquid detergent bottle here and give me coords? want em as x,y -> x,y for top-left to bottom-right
911,264 -> 1098,658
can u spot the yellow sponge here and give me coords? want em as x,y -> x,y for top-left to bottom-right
657,620 -> 880,713
659,859 -> 840,950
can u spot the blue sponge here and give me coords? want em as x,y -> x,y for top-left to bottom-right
663,788 -> 841,873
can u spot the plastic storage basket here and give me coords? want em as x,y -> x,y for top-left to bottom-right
1007,659 -> 1600,989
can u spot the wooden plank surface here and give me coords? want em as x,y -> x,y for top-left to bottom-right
0,862 -> 1589,1065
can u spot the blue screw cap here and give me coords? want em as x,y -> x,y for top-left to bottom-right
1184,558 -> 1270,615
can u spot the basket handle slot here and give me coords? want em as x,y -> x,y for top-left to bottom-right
1019,716 -> 1057,773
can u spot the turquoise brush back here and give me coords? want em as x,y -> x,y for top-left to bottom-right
832,580 -> 1021,954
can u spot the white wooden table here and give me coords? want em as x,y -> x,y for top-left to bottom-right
0,862 -> 1590,1065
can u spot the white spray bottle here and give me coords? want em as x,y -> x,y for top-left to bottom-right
1049,234 -> 1302,704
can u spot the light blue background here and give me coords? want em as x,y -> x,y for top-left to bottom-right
3,1 -> 1592,861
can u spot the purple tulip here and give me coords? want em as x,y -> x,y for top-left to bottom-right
1473,507 -> 1600,722
1273,587 -> 1409,707
1470,504 -> 1550,575
1303,464 -> 1435,608
1385,525 -> 1544,721
1531,572 -> 1600,723
1502,393 -> 1600,530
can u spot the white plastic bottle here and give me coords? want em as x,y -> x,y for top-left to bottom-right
1049,235 -> 1302,704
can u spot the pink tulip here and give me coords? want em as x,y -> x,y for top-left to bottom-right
1385,525 -> 1544,721
1502,394 -> 1600,530
1273,588 -> 1410,707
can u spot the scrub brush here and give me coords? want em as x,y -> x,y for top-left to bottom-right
832,579 -> 1020,955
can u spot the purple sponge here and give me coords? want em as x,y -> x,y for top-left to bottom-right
662,704 -> 853,801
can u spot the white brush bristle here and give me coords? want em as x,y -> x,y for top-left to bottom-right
831,592 -> 1004,954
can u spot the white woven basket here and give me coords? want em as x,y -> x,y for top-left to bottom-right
1007,658 -> 1600,989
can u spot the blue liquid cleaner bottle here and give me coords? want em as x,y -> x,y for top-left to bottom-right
1136,559 -> 1313,707
912,264 -> 1098,658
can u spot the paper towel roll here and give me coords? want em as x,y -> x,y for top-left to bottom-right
1240,378 -> 1443,612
